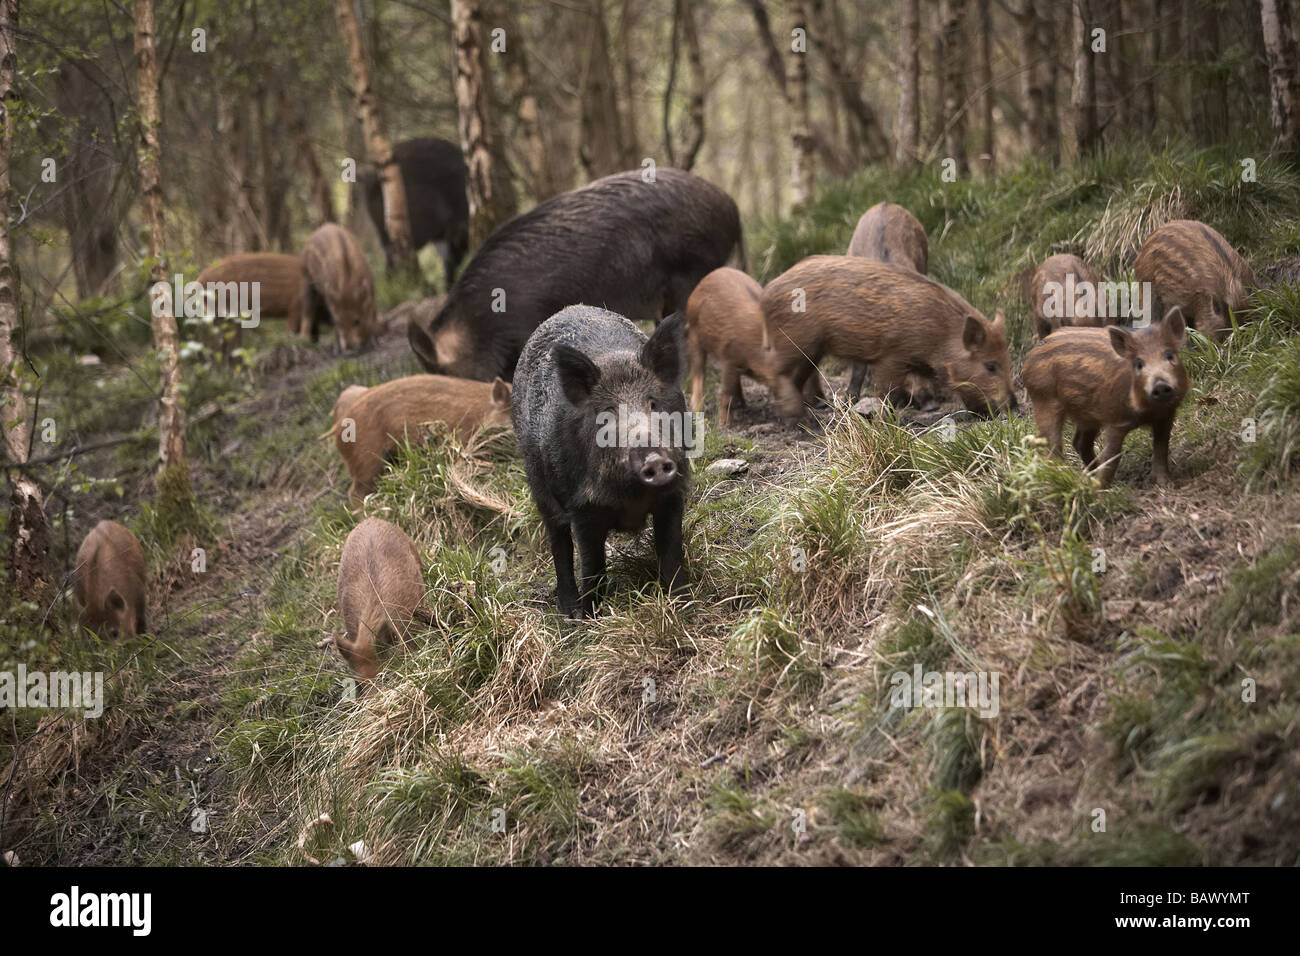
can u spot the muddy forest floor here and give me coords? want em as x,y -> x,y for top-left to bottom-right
4,143 -> 1300,866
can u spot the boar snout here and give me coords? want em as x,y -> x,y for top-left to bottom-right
633,449 -> 679,487
1149,378 -> 1177,402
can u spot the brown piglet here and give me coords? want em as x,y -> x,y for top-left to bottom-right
73,520 -> 147,638
685,267 -> 772,425
1029,253 -> 1105,340
323,374 -> 513,506
335,518 -> 427,680
845,202 -> 930,401
1133,220 -> 1255,339
1023,307 -> 1190,488
196,253 -> 304,359
760,256 -> 1015,421
301,224 -> 379,351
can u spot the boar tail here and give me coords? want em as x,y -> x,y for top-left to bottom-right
317,422 -> 340,441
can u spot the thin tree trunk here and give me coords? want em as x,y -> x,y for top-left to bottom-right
497,3 -> 552,199
789,0 -> 815,205
978,0 -> 994,175
1072,0 -> 1100,158
335,0 -> 413,271
133,0 -> 189,499
1261,0 -> 1300,158
580,0 -> 625,177
808,0 -> 890,161
940,0 -> 969,175
617,0 -> 641,167
279,85 -> 335,224
743,0 -> 788,98
452,0 -> 513,245
1019,0 -> 1045,153
663,0 -> 706,171
897,0 -> 920,166
1042,2 -> 1062,162
1,0 -> 50,599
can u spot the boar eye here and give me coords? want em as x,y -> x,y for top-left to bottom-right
983,362 -> 998,374
1165,350 -> 1176,361
1135,359 -> 1145,370
649,398 -> 658,412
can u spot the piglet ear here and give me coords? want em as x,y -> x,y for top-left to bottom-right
962,315 -> 987,352
991,309 -> 1007,334
491,377 -> 512,409
107,588 -> 126,613
1108,325 -> 1135,358
552,345 -> 601,405
1159,306 -> 1187,345
408,319 -> 439,372
642,311 -> 685,384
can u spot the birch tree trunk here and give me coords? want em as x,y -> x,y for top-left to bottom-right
1072,0 -> 1100,158
133,0 -> 190,502
897,0 -> 920,167
1261,0 -> 1300,158
335,0 -> 413,271
0,0 -> 50,599
789,0 -> 815,206
452,0 -> 514,245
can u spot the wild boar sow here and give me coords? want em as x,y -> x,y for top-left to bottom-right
761,256 -> 1014,420
844,202 -> 929,401
359,136 -> 469,280
74,520 -> 147,638
323,374 -> 512,507
685,267 -> 769,425
513,305 -> 691,617
1133,220 -> 1255,339
1023,307 -> 1190,488
409,168 -> 743,382
336,518 -> 426,680
1030,253 -> 1105,340
301,224 -> 379,351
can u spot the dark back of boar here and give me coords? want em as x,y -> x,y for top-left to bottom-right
846,202 -> 928,273
74,520 -> 147,638
1029,253 -> 1105,339
1023,307 -> 1189,487
358,137 -> 469,281
512,305 -> 691,616
1133,219 -> 1255,339
301,224 -> 379,351
685,267 -> 768,423
325,374 -> 513,506
336,517 -> 426,680
409,168 -> 743,382
761,256 -> 1014,419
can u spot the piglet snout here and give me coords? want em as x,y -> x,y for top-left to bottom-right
1150,380 -> 1175,402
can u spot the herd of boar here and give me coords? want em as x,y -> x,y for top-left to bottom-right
74,149 -> 1261,684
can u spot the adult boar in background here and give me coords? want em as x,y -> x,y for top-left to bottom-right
301,224 -> 379,352
512,306 -> 692,618
408,168 -> 744,383
358,137 -> 470,282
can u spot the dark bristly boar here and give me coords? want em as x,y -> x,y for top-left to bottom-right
358,137 -> 469,281
408,168 -> 743,382
685,267 -> 771,425
74,520 -> 147,638
196,253 -> 304,359
760,256 -> 1015,421
336,518 -> 426,680
844,202 -> 930,402
1133,219 -> 1256,339
1023,307 -> 1190,488
512,306 -> 692,617
1029,253 -> 1105,340
322,374 -> 512,507
301,224 -> 379,351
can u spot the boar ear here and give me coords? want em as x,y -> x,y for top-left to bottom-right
408,319 -> 439,372
491,377 -> 512,409
107,588 -> 126,613
1159,306 -> 1187,344
961,315 -> 987,352
553,345 -> 601,404
642,311 -> 685,384
1107,325 -> 1135,358
991,309 -> 1007,334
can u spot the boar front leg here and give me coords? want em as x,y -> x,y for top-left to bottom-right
1072,427 -> 1099,469
848,362 -> 869,402
1150,417 -> 1174,486
574,520 -> 610,617
1094,427 -> 1127,489
1032,400 -> 1065,458
545,518 -> 581,617
653,496 -> 687,597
